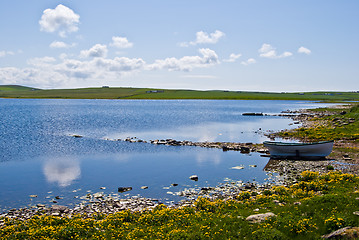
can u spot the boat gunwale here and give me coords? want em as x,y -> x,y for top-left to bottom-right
263,140 -> 334,146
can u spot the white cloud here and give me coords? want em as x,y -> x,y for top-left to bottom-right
0,67 -> 65,88
241,58 -> 256,66
259,43 -> 292,59
94,57 -> 145,72
148,48 -> 219,71
181,75 -> 218,79
181,30 -> 225,47
110,36 -> 133,49
50,41 -> 76,48
223,53 -> 242,62
39,4 -> 80,37
27,57 -> 56,67
0,51 -> 14,58
298,46 -> 311,55
80,44 -> 108,58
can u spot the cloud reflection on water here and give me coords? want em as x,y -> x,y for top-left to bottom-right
43,158 -> 81,187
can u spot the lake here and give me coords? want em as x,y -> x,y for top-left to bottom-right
0,99 -> 334,211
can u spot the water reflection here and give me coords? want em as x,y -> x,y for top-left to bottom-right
195,151 -> 222,165
43,158 -> 81,187
106,118 -> 293,143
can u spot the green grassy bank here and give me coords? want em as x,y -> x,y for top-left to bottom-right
1,171 -> 359,239
1,85 -> 359,101
279,104 -> 359,142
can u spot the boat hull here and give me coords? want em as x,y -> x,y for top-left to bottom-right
263,141 -> 334,159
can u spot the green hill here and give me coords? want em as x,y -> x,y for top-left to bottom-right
0,85 -> 358,101
0,85 -> 38,91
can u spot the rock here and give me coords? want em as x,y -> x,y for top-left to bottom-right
242,113 -> 263,116
353,211 -> 359,216
72,134 -> 83,138
240,146 -> 250,153
171,183 -> 178,187
51,205 -> 69,213
118,187 -> 132,193
141,186 -> 148,189
246,212 -> 276,223
322,227 -> 359,239
93,192 -> 104,199
244,183 -> 254,189
29,195 -> 38,198
231,166 -> 244,170
36,204 -> 46,208
189,175 -> 198,181
249,165 -> 257,168
55,196 -> 63,200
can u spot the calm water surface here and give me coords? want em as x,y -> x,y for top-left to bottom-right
0,99 -> 334,210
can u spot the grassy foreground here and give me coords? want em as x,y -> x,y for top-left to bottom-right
1,85 -> 359,101
1,171 -> 359,239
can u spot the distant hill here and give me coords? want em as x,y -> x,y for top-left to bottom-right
0,85 -> 358,101
0,85 -> 39,91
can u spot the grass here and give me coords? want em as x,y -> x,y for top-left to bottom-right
279,104 -> 359,142
1,85 -> 359,101
1,171 -> 359,239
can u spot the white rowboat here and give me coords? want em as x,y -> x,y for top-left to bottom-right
263,140 -> 334,159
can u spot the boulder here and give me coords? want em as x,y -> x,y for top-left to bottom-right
246,212 -> 276,223
51,205 -> 69,213
322,227 -> 359,239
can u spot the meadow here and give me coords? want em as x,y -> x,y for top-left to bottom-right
1,85 -> 359,101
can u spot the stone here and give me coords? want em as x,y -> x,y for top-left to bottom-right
231,166 -> 244,170
118,187 -> 132,193
141,186 -> 148,189
72,134 -> 83,138
240,147 -> 250,153
29,195 -> 38,198
189,175 -> 198,181
51,205 -> 69,213
246,212 -> 276,223
93,192 -> 104,199
171,183 -> 178,187
322,227 -> 359,239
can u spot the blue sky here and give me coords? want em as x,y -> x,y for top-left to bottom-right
0,1 -> 358,91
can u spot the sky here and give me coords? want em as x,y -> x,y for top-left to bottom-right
0,0 -> 358,92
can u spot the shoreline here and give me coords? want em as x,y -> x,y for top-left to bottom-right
1,104 -> 358,221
